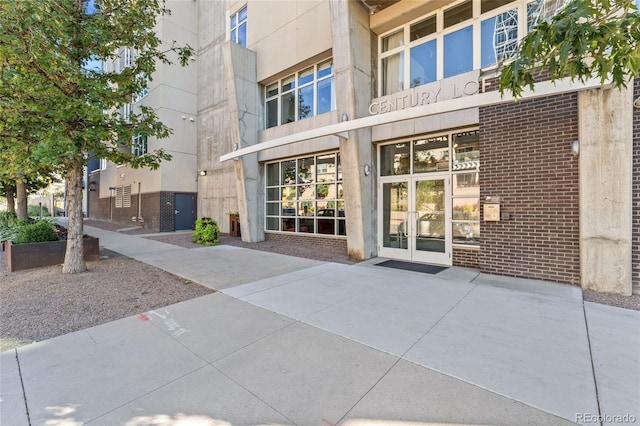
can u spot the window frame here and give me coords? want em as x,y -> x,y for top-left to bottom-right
132,134 -> 148,157
263,58 -> 335,129
230,6 -> 248,47
264,152 -> 346,236
378,0 -> 535,96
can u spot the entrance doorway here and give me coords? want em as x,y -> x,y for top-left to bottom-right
379,175 -> 451,265
174,193 -> 196,231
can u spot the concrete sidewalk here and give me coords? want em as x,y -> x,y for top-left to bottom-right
1,225 -> 639,425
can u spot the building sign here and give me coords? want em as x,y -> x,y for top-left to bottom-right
369,70 -> 481,115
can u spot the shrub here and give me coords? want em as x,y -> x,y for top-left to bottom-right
28,205 -> 50,217
0,212 -> 28,243
14,220 -> 58,244
192,217 -> 220,246
0,211 -> 18,231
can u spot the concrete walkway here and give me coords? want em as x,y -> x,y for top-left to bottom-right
1,225 -> 639,425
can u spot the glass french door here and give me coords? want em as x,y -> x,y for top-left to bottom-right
379,175 -> 451,265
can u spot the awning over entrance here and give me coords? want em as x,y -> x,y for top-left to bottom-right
219,77 -> 605,163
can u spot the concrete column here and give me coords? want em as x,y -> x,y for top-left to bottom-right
330,0 -> 376,260
579,86 -> 633,295
223,41 -> 264,243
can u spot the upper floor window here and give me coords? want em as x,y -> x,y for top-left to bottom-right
133,134 -> 148,157
379,0 -> 531,96
264,59 -> 335,129
230,6 -> 247,47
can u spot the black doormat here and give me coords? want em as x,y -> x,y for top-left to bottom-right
376,260 -> 448,274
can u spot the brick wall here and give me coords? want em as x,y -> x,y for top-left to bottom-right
453,247 -> 479,269
88,184 -> 162,232
633,78 -> 640,290
479,92 -> 580,285
265,232 -> 347,253
159,192 -> 175,232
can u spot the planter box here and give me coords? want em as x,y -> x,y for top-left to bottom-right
5,237 -> 100,272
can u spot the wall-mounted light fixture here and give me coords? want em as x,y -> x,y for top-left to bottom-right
571,140 -> 580,158
363,164 -> 371,176
198,170 -> 207,176
189,117 -> 195,122
233,142 -> 239,151
634,97 -> 640,109
341,113 -> 349,122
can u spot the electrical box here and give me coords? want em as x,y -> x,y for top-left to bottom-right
484,203 -> 500,221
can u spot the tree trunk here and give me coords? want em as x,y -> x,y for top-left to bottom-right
16,177 -> 28,220
62,161 -> 87,273
6,184 -> 16,214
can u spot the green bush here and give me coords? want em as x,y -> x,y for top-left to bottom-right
14,220 -> 58,244
28,204 -> 50,217
192,217 -> 220,246
0,211 -> 17,230
0,212 -> 25,243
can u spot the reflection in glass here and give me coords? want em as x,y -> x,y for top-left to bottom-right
298,85 -> 314,120
266,187 -> 280,201
453,173 -> 479,196
410,40 -> 437,88
298,218 -> 314,233
380,143 -> 410,176
382,182 -> 408,249
453,221 -> 480,245
444,26 -> 473,78
282,160 -> 296,184
453,198 -> 480,221
413,136 -> 449,173
317,77 -> 334,115
481,10 -> 518,68
281,92 -> 295,123
415,179 -> 446,253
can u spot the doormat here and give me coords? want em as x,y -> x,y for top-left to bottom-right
376,260 -> 448,274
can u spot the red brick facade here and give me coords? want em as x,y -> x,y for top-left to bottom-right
479,93 -> 581,285
633,78 -> 640,291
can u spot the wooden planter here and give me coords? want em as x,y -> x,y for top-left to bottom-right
229,214 -> 241,237
5,237 -> 100,272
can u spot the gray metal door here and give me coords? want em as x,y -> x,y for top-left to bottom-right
174,194 -> 195,230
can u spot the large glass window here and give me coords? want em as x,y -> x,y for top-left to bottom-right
230,6 -> 247,47
379,1 -> 526,95
452,130 -> 480,245
264,59 -> 335,128
265,153 -> 345,236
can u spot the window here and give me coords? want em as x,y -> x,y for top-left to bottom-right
230,6 -> 247,47
379,0 -> 523,95
134,73 -> 149,103
122,102 -> 132,122
133,134 -> 147,157
115,185 -> 131,208
379,129 -> 480,246
265,152 -> 345,236
452,130 -> 480,245
264,59 -> 335,129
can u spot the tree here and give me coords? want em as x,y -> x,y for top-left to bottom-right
499,0 -> 640,98
0,0 -> 193,273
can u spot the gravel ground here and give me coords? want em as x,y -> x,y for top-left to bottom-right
2,219 -> 637,352
0,248 -> 213,352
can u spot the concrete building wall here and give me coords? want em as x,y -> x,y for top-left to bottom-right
247,1 -> 332,82
579,86 -> 634,295
479,93 -> 581,285
197,1 -> 239,232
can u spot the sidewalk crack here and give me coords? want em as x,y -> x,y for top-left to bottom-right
582,300 -> 603,426
15,349 -> 32,426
